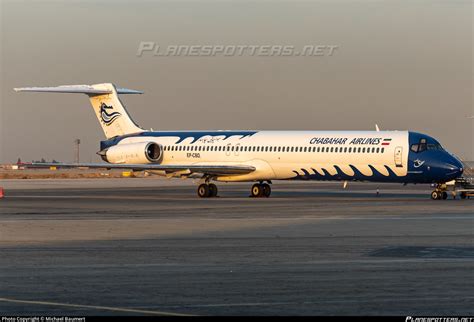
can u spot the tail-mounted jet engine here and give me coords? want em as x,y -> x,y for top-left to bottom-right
98,142 -> 163,164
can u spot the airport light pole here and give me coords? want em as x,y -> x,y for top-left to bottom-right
469,116 -> 474,161
74,139 -> 81,163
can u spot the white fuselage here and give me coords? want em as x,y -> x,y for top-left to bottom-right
113,130 -> 408,182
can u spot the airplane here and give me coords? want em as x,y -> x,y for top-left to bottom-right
14,83 -> 464,200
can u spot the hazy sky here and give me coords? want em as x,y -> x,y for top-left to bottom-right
1,0 -> 472,163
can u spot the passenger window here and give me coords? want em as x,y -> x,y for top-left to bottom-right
381,148 -> 385,153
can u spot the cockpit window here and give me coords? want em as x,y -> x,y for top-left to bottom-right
427,143 -> 443,151
418,139 -> 427,152
411,138 -> 443,153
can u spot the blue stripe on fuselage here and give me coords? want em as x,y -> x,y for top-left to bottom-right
100,130 -> 258,150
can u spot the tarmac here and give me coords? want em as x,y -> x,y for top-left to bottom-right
0,178 -> 473,316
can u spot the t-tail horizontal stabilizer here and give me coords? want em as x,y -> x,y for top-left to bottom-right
14,83 -> 146,139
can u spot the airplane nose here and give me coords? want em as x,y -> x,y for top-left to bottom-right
447,156 -> 464,178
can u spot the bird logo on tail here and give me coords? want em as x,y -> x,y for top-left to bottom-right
100,103 -> 121,126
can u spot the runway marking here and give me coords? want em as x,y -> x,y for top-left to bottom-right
0,297 -> 195,316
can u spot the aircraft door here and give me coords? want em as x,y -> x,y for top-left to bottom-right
394,146 -> 403,167
235,143 -> 241,156
226,143 -> 232,157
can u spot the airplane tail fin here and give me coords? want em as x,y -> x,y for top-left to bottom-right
14,83 -> 145,139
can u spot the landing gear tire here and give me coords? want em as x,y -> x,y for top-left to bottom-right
262,183 -> 271,198
209,183 -> 218,197
198,184 -> 210,198
431,191 -> 441,200
198,183 -> 218,198
251,183 -> 263,198
251,183 -> 271,198
442,192 -> 448,200
460,192 -> 467,200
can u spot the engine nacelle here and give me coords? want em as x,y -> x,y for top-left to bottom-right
100,142 -> 163,164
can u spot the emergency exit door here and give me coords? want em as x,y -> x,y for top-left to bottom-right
394,146 -> 403,167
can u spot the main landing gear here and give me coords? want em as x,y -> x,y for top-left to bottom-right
251,182 -> 271,198
197,181 -> 273,198
197,183 -> 218,198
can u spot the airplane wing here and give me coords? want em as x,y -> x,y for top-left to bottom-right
29,162 -> 255,176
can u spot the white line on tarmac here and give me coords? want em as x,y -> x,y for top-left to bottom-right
0,297 -> 195,316
155,295 -> 474,309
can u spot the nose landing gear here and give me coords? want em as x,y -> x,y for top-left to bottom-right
430,190 -> 447,200
431,183 -> 450,200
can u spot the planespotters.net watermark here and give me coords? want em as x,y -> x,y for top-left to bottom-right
136,42 -> 339,57
406,317 -> 474,322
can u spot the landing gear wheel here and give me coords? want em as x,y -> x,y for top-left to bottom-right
442,192 -> 448,200
208,183 -> 218,197
262,183 -> 271,198
460,192 -> 467,200
431,191 -> 440,200
198,184 -> 210,198
251,183 -> 263,198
